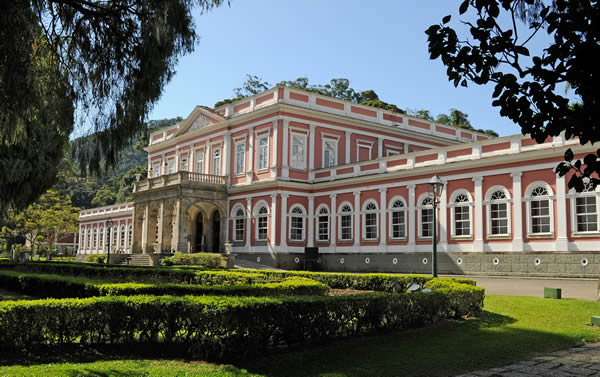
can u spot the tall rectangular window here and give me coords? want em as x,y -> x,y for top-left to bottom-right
257,134 -> 269,170
212,147 -> 221,176
323,140 -> 337,168
167,159 -> 175,174
180,155 -> 188,172
291,133 -> 306,170
576,196 -> 597,232
421,208 -> 433,237
235,141 -> 245,175
195,150 -> 204,174
152,162 -> 161,177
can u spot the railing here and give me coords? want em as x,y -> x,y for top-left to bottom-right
180,171 -> 227,185
133,171 -> 227,192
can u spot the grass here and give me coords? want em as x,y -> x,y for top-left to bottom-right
0,295 -> 599,376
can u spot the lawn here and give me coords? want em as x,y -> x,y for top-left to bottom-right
1,294 -> 599,377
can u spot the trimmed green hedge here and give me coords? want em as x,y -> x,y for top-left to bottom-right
0,258 -> 10,263
3,262 -> 266,285
0,284 -> 483,358
0,271 -> 329,298
233,269 -> 476,292
160,252 -> 227,268
85,254 -> 107,264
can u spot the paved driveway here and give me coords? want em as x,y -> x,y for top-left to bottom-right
445,275 -> 599,301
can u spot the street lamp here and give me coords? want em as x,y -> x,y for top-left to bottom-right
106,218 -> 113,265
427,175 -> 444,277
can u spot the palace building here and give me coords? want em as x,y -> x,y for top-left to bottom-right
78,86 -> 600,276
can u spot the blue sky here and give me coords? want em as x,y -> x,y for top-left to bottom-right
148,0 -> 564,137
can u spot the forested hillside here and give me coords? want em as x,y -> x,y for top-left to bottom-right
54,118 -> 181,210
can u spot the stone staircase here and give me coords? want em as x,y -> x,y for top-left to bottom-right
116,254 -> 153,266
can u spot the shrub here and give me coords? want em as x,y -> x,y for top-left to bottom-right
5,262 -> 266,285
167,252 -> 227,268
0,283 -> 484,359
0,271 -> 326,298
85,254 -> 107,264
0,258 -> 10,263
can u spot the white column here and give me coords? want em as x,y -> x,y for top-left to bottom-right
379,188 -> 387,248
223,131 -> 231,180
247,126 -> 254,182
204,145 -> 210,175
345,132 -> 351,164
556,173 -> 569,251
330,194 -> 337,251
308,196 -> 315,247
404,143 -> 410,154
271,120 -> 278,178
245,198 -> 252,248
157,201 -> 165,251
377,138 -> 383,158
473,177 -> 484,251
282,120 -> 289,178
354,191 -> 361,247
309,124 -> 315,171
511,172 -> 524,250
270,194 -> 277,248
281,194 -> 288,247
408,184 -> 416,247
439,181 -> 448,248
141,204 -> 148,253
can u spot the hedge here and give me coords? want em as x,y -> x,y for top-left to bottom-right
2,263 -> 266,285
160,252 -> 227,268
233,269 -> 477,292
0,283 -> 484,359
0,271 -> 329,298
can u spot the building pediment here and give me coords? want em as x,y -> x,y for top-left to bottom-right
175,106 -> 225,137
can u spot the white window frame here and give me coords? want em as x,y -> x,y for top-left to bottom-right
234,138 -> 246,176
120,225 -> 126,248
322,135 -> 339,168
316,204 -> 330,242
356,139 -> 374,161
231,204 -> 245,242
337,202 -> 354,242
386,148 -> 402,157
86,228 -> 91,248
388,196 -> 407,240
127,224 -> 132,248
290,131 -> 308,170
256,133 -> 270,171
195,148 -> 205,174
448,190 -> 473,238
99,227 -> 104,249
362,200 -> 379,241
485,186 -> 512,237
253,201 -> 270,242
152,161 -> 161,177
167,158 -> 175,174
93,228 -> 98,249
568,185 -> 600,235
112,225 -> 119,246
212,146 -> 222,176
417,193 -> 435,239
524,181 -> 555,236
180,153 -> 189,172
288,204 -> 306,242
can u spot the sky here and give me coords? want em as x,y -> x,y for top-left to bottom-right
148,0 -> 565,137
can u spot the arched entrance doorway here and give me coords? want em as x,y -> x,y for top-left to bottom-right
212,211 -> 220,253
195,212 -> 203,252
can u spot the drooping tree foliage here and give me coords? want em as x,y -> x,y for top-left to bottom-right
426,0 -> 599,191
0,0 -> 226,214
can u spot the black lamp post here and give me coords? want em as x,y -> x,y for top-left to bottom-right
106,218 -> 113,265
427,175 -> 444,277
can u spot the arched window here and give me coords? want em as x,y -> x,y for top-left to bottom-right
231,205 -> 245,242
317,205 -> 330,242
389,197 -> 407,240
418,194 -> 434,238
112,226 -> 118,246
86,228 -> 91,248
93,228 -> 98,249
99,227 -> 104,249
525,182 -> 554,235
256,205 -> 269,241
486,187 -> 511,236
289,205 -> 306,241
449,191 -> 472,237
362,201 -> 379,240
120,225 -> 126,248
571,183 -> 599,233
338,203 -> 353,241
127,224 -> 133,248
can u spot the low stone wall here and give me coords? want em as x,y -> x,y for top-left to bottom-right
234,252 -> 600,278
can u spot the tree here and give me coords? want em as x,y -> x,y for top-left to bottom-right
426,0 -> 599,191
1,0 -> 226,214
5,190 -> 80,259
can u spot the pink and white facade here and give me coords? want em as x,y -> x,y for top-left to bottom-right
78,86 -> 600,276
